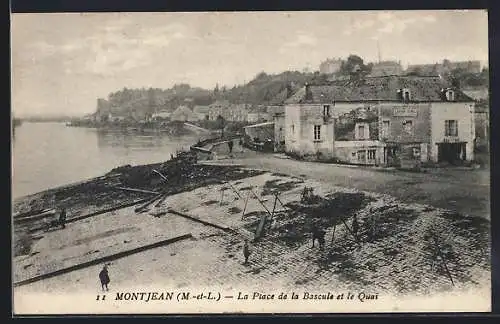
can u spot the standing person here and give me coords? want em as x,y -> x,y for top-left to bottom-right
228,140 -> 234,154
243,240 -> 251,265
59,207 -> 67,229
99,265 -> 110,292
352,215 -> 359,240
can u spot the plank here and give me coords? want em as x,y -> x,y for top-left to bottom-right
13,234 -> 193,287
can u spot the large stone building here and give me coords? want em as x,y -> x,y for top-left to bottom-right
283,76 -> 476,166
406,60 -> 482,76
319,58 -> 343,74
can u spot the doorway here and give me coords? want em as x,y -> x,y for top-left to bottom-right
437,142 -> 466,164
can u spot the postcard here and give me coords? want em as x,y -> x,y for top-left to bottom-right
11,10 -> 490,314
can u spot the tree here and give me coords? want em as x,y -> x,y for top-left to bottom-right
340,55 -> 372,79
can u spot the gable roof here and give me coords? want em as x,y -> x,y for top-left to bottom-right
285,76 -> 474,104
173,105 -> 193,113
193,105 -> 210,114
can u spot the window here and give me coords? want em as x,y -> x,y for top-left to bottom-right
382,120 -> 390,137
314,125 -> 321,140
403,90 -> 411,102
413,147 -> 421,158
357,150 -> 366,161
357,125 -> 365,139
402,120 -> 413,135
367,150 -> 376,160
445,90 -> 455,101
445,120 -> 458,136
323,105 -> 331,117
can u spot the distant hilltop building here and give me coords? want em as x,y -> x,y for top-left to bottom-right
319,58 -> 343,75
406,60 -> 482,76
369,61 -> 404,77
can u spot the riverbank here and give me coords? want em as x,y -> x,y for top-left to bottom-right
12,152 -> 264,257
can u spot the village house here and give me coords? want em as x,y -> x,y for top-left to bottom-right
284,85 -> 336,160
247,105 -> 270,123
369,61 -> 403,77
284,76 -> 476,167
193,105 -> 210,121
268,86 -> 295,152
273,110 -> 285,152
377,78 -> 476,167
208,100 -> 248,122
151,110 -> 172,121
474,102 -> 489,149
171,105 -> 196,122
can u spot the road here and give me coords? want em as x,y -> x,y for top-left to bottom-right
224,153 -> 490,219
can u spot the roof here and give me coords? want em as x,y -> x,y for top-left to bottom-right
193,105 -> 210,113
462,89 -> 489,101
474,102 -> 489,113
209,100 -> 231,107
248,105 -> 268,113
243,121 -> 274,128
173,105 -> 192,113
284,76 -> 474,104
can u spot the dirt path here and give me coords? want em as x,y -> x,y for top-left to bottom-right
224,154 -> 490,219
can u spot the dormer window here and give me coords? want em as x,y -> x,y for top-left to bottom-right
323,105 -> 331,122
445,89 -> 455,101
403,88 -> 411,102
397,88 -> 411,102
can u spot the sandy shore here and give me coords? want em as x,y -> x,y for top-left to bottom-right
13,168 -> 491,314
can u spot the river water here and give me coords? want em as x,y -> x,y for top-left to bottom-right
12,123 -> 201,199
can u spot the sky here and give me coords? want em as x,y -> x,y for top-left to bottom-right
11,10 -> 488,117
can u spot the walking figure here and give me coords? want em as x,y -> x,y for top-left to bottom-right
99,265 -> 110,292
311,225 -> 326,249
228,140 -> 234,153
59,207 -> 67,229
243,240 -> 251,264
352,215 -> 359,239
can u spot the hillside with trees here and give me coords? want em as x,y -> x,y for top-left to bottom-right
93,54 -> 488,118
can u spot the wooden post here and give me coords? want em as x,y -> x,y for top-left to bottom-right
275,195 -> 288,211
330,224 -> 336,245
226,181 -> 242,199
250,189 -> 271,216
371,212 -> 375,240
270,194 -> 278,222
220,189 -> 225,206
340,218 -> 360,245
241,192 -> 250,220
432,232 -> 455,287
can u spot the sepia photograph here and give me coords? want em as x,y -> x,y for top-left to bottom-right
11,10 -> 490,314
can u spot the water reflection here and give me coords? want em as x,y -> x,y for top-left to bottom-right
12,123 -> 200,198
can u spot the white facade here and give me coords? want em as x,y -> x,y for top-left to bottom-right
429,102 -> 475,162
285,104 -> 335,159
